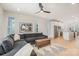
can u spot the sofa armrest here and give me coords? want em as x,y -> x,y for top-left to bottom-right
2,40 -> 27,56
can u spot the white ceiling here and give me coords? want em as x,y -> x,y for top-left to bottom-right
1,3 -> 79,21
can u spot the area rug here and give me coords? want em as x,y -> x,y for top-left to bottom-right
32,43 -> 66,56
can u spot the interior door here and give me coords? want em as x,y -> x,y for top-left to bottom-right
54,25 -> 58,38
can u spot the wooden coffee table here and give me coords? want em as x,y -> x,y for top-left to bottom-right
35,38 -> 50,48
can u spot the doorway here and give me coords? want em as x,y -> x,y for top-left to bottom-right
54,25 -> 58,38
49,21 -> 63,39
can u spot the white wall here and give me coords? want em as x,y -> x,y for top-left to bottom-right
0,6 -> 6,38
48,22 -> 54,38
4,11 -> 48,36
0,6 -> 3,38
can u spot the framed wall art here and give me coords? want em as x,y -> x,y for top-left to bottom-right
19,22 -> 32,33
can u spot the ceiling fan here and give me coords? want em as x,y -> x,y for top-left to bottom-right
50,19 -> 63,23
35,3 -> 51,14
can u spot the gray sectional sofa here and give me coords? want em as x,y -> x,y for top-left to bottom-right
0,33 -> 47,56
20,33 -> 48,43
0,34 -> 36,56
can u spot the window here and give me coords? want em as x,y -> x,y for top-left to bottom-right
8,16 -> 15,35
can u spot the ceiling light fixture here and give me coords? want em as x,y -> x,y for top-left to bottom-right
72,3 -> 76,5
72,16 -> 75,17
17,8 -> 20,11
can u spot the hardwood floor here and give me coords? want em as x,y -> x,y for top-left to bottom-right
34,37 -> 79,56
50,37 -> 76,49
50,36 -> 79,56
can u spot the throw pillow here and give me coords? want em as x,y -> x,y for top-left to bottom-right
14,34 -> 20,41
5,36 -> 14,47
1,40 -> 13,53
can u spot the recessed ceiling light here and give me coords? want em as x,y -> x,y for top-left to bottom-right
17,8 -> 20,11
72,3 -> 76,5
72,16 -> 75,17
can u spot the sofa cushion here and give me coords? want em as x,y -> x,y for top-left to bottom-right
20,34 -> 24,39
25,37 -> 37,42
25,36 -> 47,43
9,34 -> 14,39
4,36 -> 14,47
20,33 -> 43,39
24,33 -> 43,38
0,44 -> 5,55
8,38 -> 14,47
1,40 -> 13,53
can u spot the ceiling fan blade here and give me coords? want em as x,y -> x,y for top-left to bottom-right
50,19 -> 63,22
35,3 -> 43,14
39,3 -> 43,9
35,3 -> 51,14
53,20 -> 60,22
43,10 -> 51,13
35,10 -> 41,14
52,20 -> 60,22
